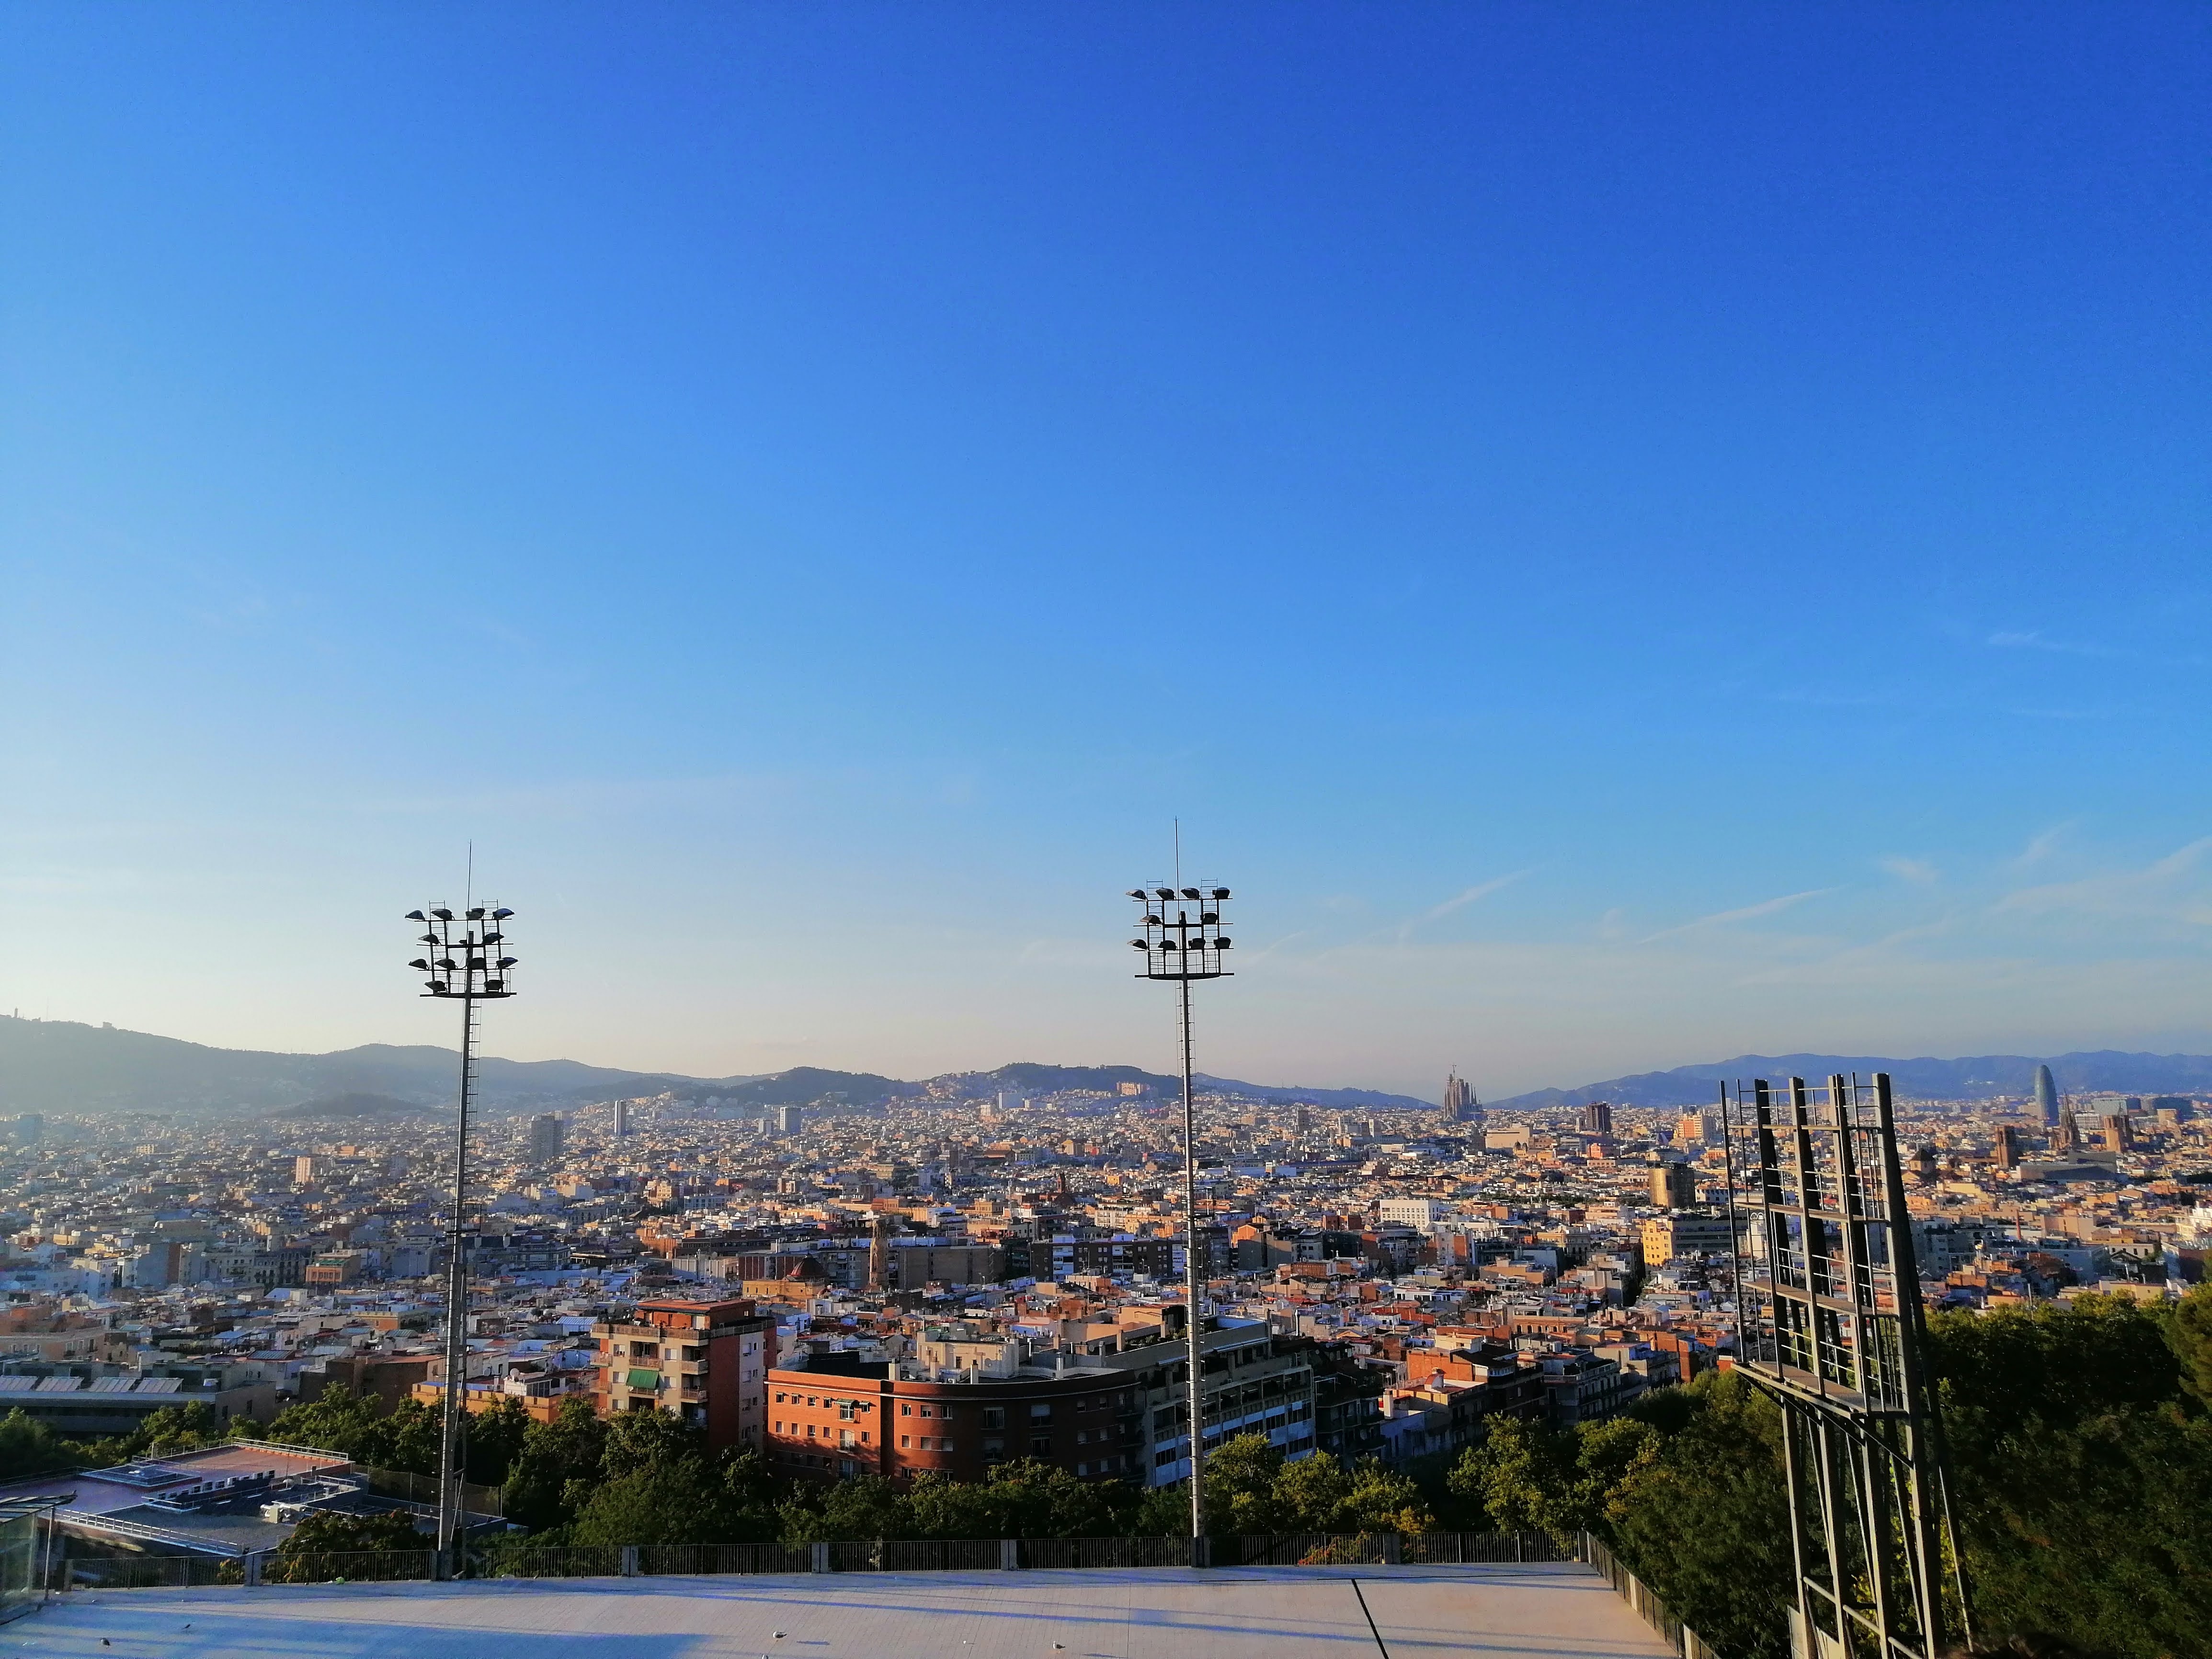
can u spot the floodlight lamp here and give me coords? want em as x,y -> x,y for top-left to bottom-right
1155,888 -> 1174,900
1211,888 -> 1230,900
405,909 -> 426,921
491,908 -> 513,919
466,907 -> 486,920
497,956 -> 517,968
1127,890 -> 1147,900
1130,940 -> 1148,950
1180,887 -> 1200,899
1200,912 -> 1219,924
437,958 -> 457,970
486,979 -> 504,991
1144,913 -> 1163,925
432,908 -> 454,921
1217,937 -> 1232,948
409,958 -> 429,970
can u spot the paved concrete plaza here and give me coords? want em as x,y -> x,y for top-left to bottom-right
3,1563 -> 1676,1659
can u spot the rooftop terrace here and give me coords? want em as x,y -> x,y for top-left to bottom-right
16,1563 -> 1676,1659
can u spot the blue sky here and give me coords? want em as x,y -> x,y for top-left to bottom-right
3,5 -> 2208,1099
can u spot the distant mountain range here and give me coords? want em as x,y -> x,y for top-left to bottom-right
1488,1050 -> 2212,1111
0,1017 -> 1430,1116
9,1016 -> 2203,1121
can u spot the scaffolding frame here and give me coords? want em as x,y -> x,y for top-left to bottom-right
1721,1073 -> 1972,1659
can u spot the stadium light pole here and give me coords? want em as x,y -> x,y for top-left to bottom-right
404,901 -> 516,1568
1127,879 -> 1231,1556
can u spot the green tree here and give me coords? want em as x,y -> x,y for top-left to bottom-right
716,1446 -> 786,1539
1338,1458 -> 1435,1534
349,1397 -> 441,1476
1126,1479 -> 1194,1537
903,1459 -> 1123,1540
0,1408 -> 81,1477
264,1509 -> 427,1582
1928,1294 -> 2212,1659
778,1473 -> 912,1543
1201,1434 -> 1286,1533
463,1395 -> 533,1487
1447,1414 -> 1578,1534
2165,1280 -> 2212,1409
568,1455 -> 739,1548
500,1396 -> 607,1534
1605,1372 -> 1792,1659
257,1386 -> 389,1461
599,1403 -> 707,1478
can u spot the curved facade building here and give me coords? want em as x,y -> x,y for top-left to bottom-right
2034,1062 -> 2060,1126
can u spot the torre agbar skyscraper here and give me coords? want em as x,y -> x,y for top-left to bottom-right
2034,1063 -> 2061,1127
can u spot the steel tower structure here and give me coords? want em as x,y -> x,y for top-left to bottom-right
1720,1073 -> 1972,1659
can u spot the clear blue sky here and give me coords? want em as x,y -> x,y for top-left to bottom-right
3,5 -> 2207,1099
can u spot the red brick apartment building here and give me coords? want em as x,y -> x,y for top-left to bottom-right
768,1359 -> 1142,1485
593,1296 -> 776,1453
768,1317 -> 1322,1489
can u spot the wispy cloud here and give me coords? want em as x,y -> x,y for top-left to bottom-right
1881,857 -> 1938,886
1986,630 -> 2116,658
2013,823 -> 2073,869
1395,870 -> 1534,943
1637,888 -> 1834,945
1995,837 -> 2212,921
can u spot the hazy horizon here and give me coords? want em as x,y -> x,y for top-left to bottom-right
5,8 -> 2208,1100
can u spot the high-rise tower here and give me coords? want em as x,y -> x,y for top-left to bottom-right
2034,1064 -> 2060,1127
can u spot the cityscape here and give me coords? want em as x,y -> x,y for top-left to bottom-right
5,7 -> 2210,1659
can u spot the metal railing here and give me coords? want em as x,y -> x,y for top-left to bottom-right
1579,1534 -> 1720,1659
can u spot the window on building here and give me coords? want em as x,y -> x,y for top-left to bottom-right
900,1402 -> 912,1416
900,1434 -> 910,1448
837,1399 -> 859,1421
981,1406 -> 1004,1430
982,1437 -> 1004,1455
1028,1403 -> 1051,1420
1028,1434 -> 1051,1455
940,1441 -> 954,1454
918,1404 -> 933,1418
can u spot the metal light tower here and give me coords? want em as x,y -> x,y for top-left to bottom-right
404,902 -> 516,1566
1127,879 -> 1231,1554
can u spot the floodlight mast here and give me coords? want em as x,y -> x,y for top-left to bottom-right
1127,881 -> 1232,1559
404,902 -> 516,1571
